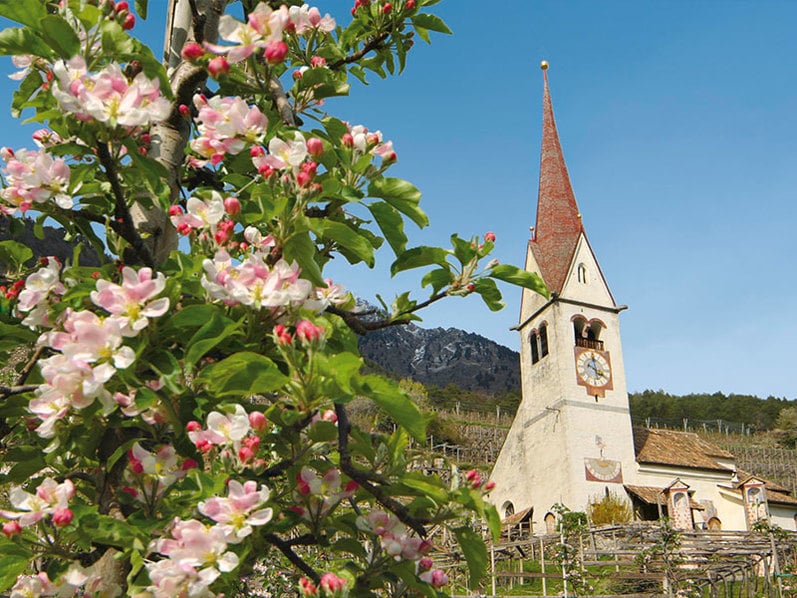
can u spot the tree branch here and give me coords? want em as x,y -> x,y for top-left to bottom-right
264,533 -> 320,582
96,143 -> 155,267
267,76 -> 296,127
335,403 -> 428,537
0,384 -> 38,398
325,290 -> 449,335
329,32 -> 391,70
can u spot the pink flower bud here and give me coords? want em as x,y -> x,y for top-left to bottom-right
208,56 -> 230,78
341,133 -> 354,147
238,446 -> 255,463
181,41 -> 205,61
2,521 -> 22,537
485,231 -> 496,242
465,469 -> 479,481
299,577 -> 318,596
320,572 -> 348,594
121,486 -> 139,498
115,1 -> 129,11
52,507 -> 74,527
168,205 -> 183,217
177,222 -> 193,236
419,556 -> 433,571
182,458 -> 199,471
406,0 -> 415,9
296,171 -> 312,187
178,104 -> 190,117
223,196 -> 241,216
122,13 -> 135,30
311,55 -> 327,68
296,320 -> 324,343
249,411 -> 267,431
250,145 -> 265,157
466,283 -> 475,292
186,421 -> 201,432
265,40 -> 289,64
321,409 -> 338,423
382,2 -> 392,14
430,569 -> 448,588
306,137 -> 324,157
484,480 -> 496,491
274,324 -> 293,345
196,439 -> 213,453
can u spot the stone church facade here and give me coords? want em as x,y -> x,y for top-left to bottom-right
488,64 -> 797,534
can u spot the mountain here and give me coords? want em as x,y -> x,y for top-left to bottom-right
358,323 -> 521,393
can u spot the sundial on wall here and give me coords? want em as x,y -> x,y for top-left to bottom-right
584,457 -> 623,483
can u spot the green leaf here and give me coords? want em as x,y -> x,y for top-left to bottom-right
317,351 -> 362,395
368,177 -> 428,228
453,525 -> 487,588
489,263 -> 550,298
355,375 -> 425,441
317,220 -> 375,267
450,234 -> 476,265
40,15 -> 81,59
184,313 -> 241,369
283,231 -> 325,286
0,540 -> 32,591
420,268 -> 453,294
0,1 -> 46,28
401,474 -> 448,503
168,304 -> 219,329
0,240 -> 33,270
11,70 -> 44,118
473,277 -> 504,311
412,13 -> 453,34
0,321 -> 37,353
0,27 -> 52,58
0,454 -> 46,484
367,201 -> 406,255
198,352 -> 288,398
135,0 -> 148,19
390,246 -> 449,277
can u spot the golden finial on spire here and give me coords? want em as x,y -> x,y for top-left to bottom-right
540,60 -> 549,71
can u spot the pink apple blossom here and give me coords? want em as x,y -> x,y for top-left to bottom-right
51,56 -> 170,129
170,193 -> 226,234
288,4 -> 336,34
0,146 -> 72,214
419,568 -> 449,588
15,258 -> 66,328
9,572 -> 57,598
0,477 -> 74,527
198,480 -> 272,541
319,572 -> 349,596
190,95 -> 268,164
204,3 -> 289,63
90,266 -> 170,335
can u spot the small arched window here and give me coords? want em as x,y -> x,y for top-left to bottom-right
530,332 -> 539,364
539,323 -> 549,357
577,263 -> 588,284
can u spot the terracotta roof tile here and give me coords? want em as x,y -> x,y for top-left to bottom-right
633,428 -> 733,472
530,70 -> 584,295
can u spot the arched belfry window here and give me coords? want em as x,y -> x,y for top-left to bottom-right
573,317 -> 604,350
577,263 -> 588,284
539,323 -> 549,357
530,331 -> 540,364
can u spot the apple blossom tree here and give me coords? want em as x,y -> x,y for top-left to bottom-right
0,1 -> 547,596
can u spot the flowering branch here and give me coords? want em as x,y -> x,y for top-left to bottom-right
0,384 -> 39,398
96,143 -> 155,267
335,402 -> 429,537
329,32 -> 390,70
268,76 -> 296,127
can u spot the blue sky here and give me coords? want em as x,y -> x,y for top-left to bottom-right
2,2 -> 796,399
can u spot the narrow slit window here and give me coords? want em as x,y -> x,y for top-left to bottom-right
577,263 -> 588,284
539,323 -> 549,357
530,332 -> 539,364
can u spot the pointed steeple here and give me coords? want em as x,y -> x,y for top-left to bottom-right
530,62 -> 584,295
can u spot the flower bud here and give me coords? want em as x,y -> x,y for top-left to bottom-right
311,55 -> 327,68
223,196 -> 241,216
249,411 -> 268,430
208,56 -> 230,78
2,521 -> 22,537
306,137 -> 324,157
122,13 -> 135,30
52,507 -> 74,528
383,3 -> 392,14
181,41 -> 205,61
178,104 -> 191,117
296,320 -> 324,344
485,231 -> 496,242
265,40 -> 289,64
406,0 -> 415,9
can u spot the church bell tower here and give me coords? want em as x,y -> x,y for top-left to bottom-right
490,63 -> 638,525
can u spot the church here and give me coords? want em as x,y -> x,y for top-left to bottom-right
488,63 -> 797,533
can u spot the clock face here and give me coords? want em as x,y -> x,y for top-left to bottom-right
576,349 -> 611,387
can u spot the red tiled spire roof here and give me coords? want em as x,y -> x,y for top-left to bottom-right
530,65 -> 584,294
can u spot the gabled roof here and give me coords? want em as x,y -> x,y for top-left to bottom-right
529,66 -> 584,295
624,484 -> 704,509
633,428 -> 734,473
